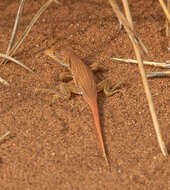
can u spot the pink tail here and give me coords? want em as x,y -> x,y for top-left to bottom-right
89,101 -> 109,166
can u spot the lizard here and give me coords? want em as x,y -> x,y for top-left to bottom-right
35,47 -> 123,166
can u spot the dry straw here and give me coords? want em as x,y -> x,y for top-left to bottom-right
166,0 -> 170,36
0,0 -> 60,86
0,53 -> 34,73
147,70 -> 170,78
0,131 -> 10,143
111,58 -> 170,78
159,0 -> 170,23
108,0 -> 168,156
0,76 -> 9,86
6,0 -> 26,57
1,0 -> 57,65
112,58 -> 170,69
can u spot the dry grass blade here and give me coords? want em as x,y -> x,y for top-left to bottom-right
122,0 -> 133,29
159,0 -> 170,22
6,0 -> 26,54
110,0 -> 148,54
112,57 -> 170,68
121,0 -> 147,54
147,70 -> 170,78
166,0 -> 170,36
0,131 -> 10,143
2,0 -> 55,65
0,53 -> 34,73
109,0 -> 168,156
0,76 -> 9,86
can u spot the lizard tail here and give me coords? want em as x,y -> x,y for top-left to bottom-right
89,101 -> 110,167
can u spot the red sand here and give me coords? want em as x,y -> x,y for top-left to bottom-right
0,0 -> 169,189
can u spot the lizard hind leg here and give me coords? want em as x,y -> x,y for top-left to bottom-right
34,82 -> 72,103
52,82 -> 72,102
97,78 -> 123,96
53,82 -> 82,102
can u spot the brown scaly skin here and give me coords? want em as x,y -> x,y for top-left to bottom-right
35,47 -> 123,167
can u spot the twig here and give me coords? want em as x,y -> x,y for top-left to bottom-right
112,57 -> 170,68
159,0 -> 170,22
166,0 -> 170,36
0,76 -> 9,86
111,1 -> 148,55
0,53 -> 34,73
0,131 -> 10,143
2,0 -> 57,65
147,70 -> 170,78
109,0 -> 168,156
122,0 -> 133,29
6,0 -> 26,54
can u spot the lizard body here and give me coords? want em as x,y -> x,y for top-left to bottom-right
45,48 -> 109,165
36,48 -> 123,166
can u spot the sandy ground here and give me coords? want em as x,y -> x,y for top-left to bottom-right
0,0 -> 169,189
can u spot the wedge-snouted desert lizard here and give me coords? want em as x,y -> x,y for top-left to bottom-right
35,48 -> 123,166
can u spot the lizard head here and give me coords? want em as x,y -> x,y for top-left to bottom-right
44,48 -> 70,67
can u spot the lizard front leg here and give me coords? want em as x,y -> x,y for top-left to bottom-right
97,78 -> 123,96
